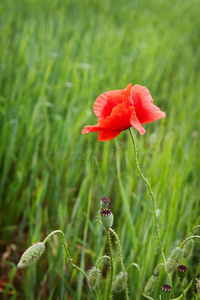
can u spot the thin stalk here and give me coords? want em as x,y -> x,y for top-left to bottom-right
107,230 -> 114,300
110,228 -> 129,300
128,129 -> 171,285
43,230 -> 88,279
180,280 -> 186,300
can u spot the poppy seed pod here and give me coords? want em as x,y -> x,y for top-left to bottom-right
88,267 -> 100,291
144,274 -> 158,295
160,285 -> 172,300
100,208 -> 113,229
165,247 -> 182,273
177,265 -> 188,279
17,242 -> 45,268
183,239 -> 194,259
113,272 -> 128,293
100,196 -> 111,208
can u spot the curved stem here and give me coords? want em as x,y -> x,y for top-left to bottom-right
96,255 -> 110,268
192,225 -> 200,233
180,235 -> 200,248
110,228 -> 129,300
43,230 -> 88,279
128,129 -> 171,284
107,230 -> 114,300
142,293 -> 155,300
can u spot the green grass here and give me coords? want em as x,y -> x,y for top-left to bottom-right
0,0 -> 200,299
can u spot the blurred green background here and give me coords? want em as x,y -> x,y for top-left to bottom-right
0,0 -> 200,299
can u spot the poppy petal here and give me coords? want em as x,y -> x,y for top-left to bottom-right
82,125 -> 121,141
98,130 -> 121,141
93,83 -> 132,121
96,101 -> 134,131
82,124 -> 100,134
130,112 -> 146,135
131,85 -> 166,124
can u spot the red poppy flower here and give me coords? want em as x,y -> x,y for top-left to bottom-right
82,83 -> 166,141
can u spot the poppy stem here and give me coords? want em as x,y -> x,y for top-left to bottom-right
106,230 -> 114,300
43,230 -> 88,279
110,228 -> 129,300
128,129 -> 171,285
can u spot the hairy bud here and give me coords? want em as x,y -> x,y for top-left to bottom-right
144,274 -> 158,295
183,239 -> 194,259
165,247 -> 182,273
88,268 -> 100,290
113,272 -> 128,293
17,242 -> 45,268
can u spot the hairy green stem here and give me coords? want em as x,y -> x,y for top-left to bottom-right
43,230 -> 88,279
96,255 -> 110,268
107,230 -> 114,300
128,129 -> 171,285
110,228 -> 129,300
180,235 -> 200,247
192,225 -> 200,233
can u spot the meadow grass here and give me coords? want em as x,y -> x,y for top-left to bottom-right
0,0 -> 200,299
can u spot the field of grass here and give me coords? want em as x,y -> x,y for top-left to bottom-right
0,0 -> 200,299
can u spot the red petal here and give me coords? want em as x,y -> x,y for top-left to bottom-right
82,125 -> 121,141
96,101 -> 134,131
131,85 -> 166,124
130,112 -> 146,135
82,124 -> 100,134
98,130 -> 121,141
93,83 -> 132,121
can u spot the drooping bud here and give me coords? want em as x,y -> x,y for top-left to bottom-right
113,272 -> 128,293
101,196 -> 111,208
88,267 -> 100,290
177,265 -> 188,279
144,274 -> 158,295
165,247 -> 182,273
160,285 -> 172,300
17,242 -> 45,268
182,239 -> 194,259
100,208 -> 113,229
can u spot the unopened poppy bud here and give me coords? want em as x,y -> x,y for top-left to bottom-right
144,274 -> 158,295
100,208 -> 113,229
17,242 -> 45,268
88,267 -> 100,290
165,247 -> 182,273
177,265 -> 188,279
160,285 -> 172,300
113,272 -> 128,293
100,196 -> 111,208
183,239 -> 194,259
